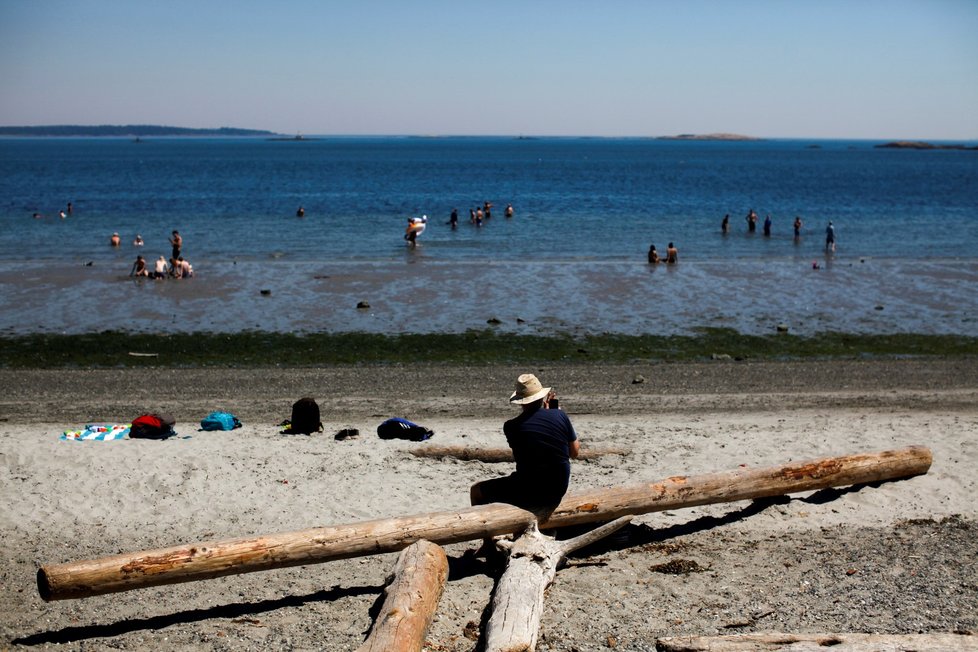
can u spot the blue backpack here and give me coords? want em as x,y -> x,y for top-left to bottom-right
200,411 -> 242,431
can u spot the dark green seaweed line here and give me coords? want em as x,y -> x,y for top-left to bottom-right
1,328 -> 975,368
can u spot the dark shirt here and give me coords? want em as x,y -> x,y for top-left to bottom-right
503,406 -> 578,508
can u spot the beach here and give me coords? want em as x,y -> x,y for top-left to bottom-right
1,358 -> 976,651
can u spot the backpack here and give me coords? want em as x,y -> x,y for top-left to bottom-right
130,413 -> 176,439
200,411 -> 241,431
284,398 -> 322,434
376,417 -> 434,442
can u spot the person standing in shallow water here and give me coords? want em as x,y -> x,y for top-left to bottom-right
825,221 -> 836,253
794,216 -> 803,240
721,214 -> 730,234
763,215 -> 772,237
169,230 -> 182,260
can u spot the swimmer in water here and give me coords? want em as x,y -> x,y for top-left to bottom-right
647,244 -> 660,264
665,242 -> 679,264
130,255 -> 149,277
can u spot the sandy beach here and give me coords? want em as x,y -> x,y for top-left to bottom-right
1,358 -> 977,651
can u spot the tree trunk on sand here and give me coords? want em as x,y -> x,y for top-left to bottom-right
37,446 -> 931,601
356,540 -> 447,652
484,517 -> 632,652
540,445 -> 932,530
408,445 -> 627,463
655,632 -> 978,651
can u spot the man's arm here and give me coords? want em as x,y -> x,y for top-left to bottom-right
569,439 -> 580,459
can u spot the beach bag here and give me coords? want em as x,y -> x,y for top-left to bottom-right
200,411 -> 241,431
376,417 -> 434,442
130,413 -> 176,440
284,398 -> 322,434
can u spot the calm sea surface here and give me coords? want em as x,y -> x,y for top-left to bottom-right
2,136 -> 977,263
1,137 -> 976,336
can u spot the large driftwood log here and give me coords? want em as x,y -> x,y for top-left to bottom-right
38,446 -> 931,601
655,632 -> 978,651
356,540 -> 447,652
484,517 -> 632,652
409,445 -> 628,463
541,445 -> 931,530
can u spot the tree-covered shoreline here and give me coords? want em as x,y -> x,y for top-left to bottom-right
0,125 -> 277,137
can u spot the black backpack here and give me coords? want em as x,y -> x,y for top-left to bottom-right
285,398 -> 322,434
376,418 -> 434,442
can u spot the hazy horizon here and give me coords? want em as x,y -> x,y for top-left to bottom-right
3,128 -> 978,142
2,1 -> 976,140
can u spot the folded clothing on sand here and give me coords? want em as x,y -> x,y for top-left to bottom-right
61,424 -> 130,441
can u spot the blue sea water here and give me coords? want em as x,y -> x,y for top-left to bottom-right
1,136 -> 976,264
1,136 -> 976,337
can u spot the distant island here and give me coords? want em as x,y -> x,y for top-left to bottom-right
875,141 -> 978,151
267,134 -> 320,141
658,133 -> 761,141
0,125 -> 279,137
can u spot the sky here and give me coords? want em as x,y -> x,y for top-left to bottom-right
1,0 -> 976,139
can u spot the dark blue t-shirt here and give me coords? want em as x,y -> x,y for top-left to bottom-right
503,407 -> 578,507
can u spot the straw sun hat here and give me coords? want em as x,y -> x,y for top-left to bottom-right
509,373 -> 551,405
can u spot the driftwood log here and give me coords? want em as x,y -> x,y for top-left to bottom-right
484,517 -> 632,652
409,445 -> 628,463
355,540 -> 447,652
37,446 -> 931,601
655,632 -> 978,651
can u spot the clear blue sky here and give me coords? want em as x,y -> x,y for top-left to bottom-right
1,0 -> 976,138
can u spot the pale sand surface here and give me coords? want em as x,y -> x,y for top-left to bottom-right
1,359 -> 976,650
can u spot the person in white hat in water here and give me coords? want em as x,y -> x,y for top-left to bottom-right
470,373 -> 580,517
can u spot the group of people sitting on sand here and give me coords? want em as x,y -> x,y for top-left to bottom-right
130,254 -> 193,280
125,229 -> 193,280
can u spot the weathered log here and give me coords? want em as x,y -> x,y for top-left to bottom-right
541,444 -> 932,530
484,517 -> 632,652
356,540 -> 447,652
37,446 -> 931,601
655,632 -> 978,651
409,445 -> 628,463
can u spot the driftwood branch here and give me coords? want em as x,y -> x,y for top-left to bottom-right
485,517 -> 632,652
655,632 -> 978,651
37,446 -> 931,601
356,540 -> 447,652
409,445 -> 628,463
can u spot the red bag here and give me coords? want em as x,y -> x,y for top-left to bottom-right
130,413 -> 176,439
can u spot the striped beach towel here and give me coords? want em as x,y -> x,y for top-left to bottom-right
61,424 -> 131,441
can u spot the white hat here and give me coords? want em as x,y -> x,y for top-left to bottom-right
509,373 -> 551,405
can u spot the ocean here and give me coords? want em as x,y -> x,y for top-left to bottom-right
1,136 -> 976,336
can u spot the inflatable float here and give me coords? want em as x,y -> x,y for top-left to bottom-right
404,215 -> 427,242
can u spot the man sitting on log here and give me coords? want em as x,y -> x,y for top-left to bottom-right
470,373 -> 581,520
